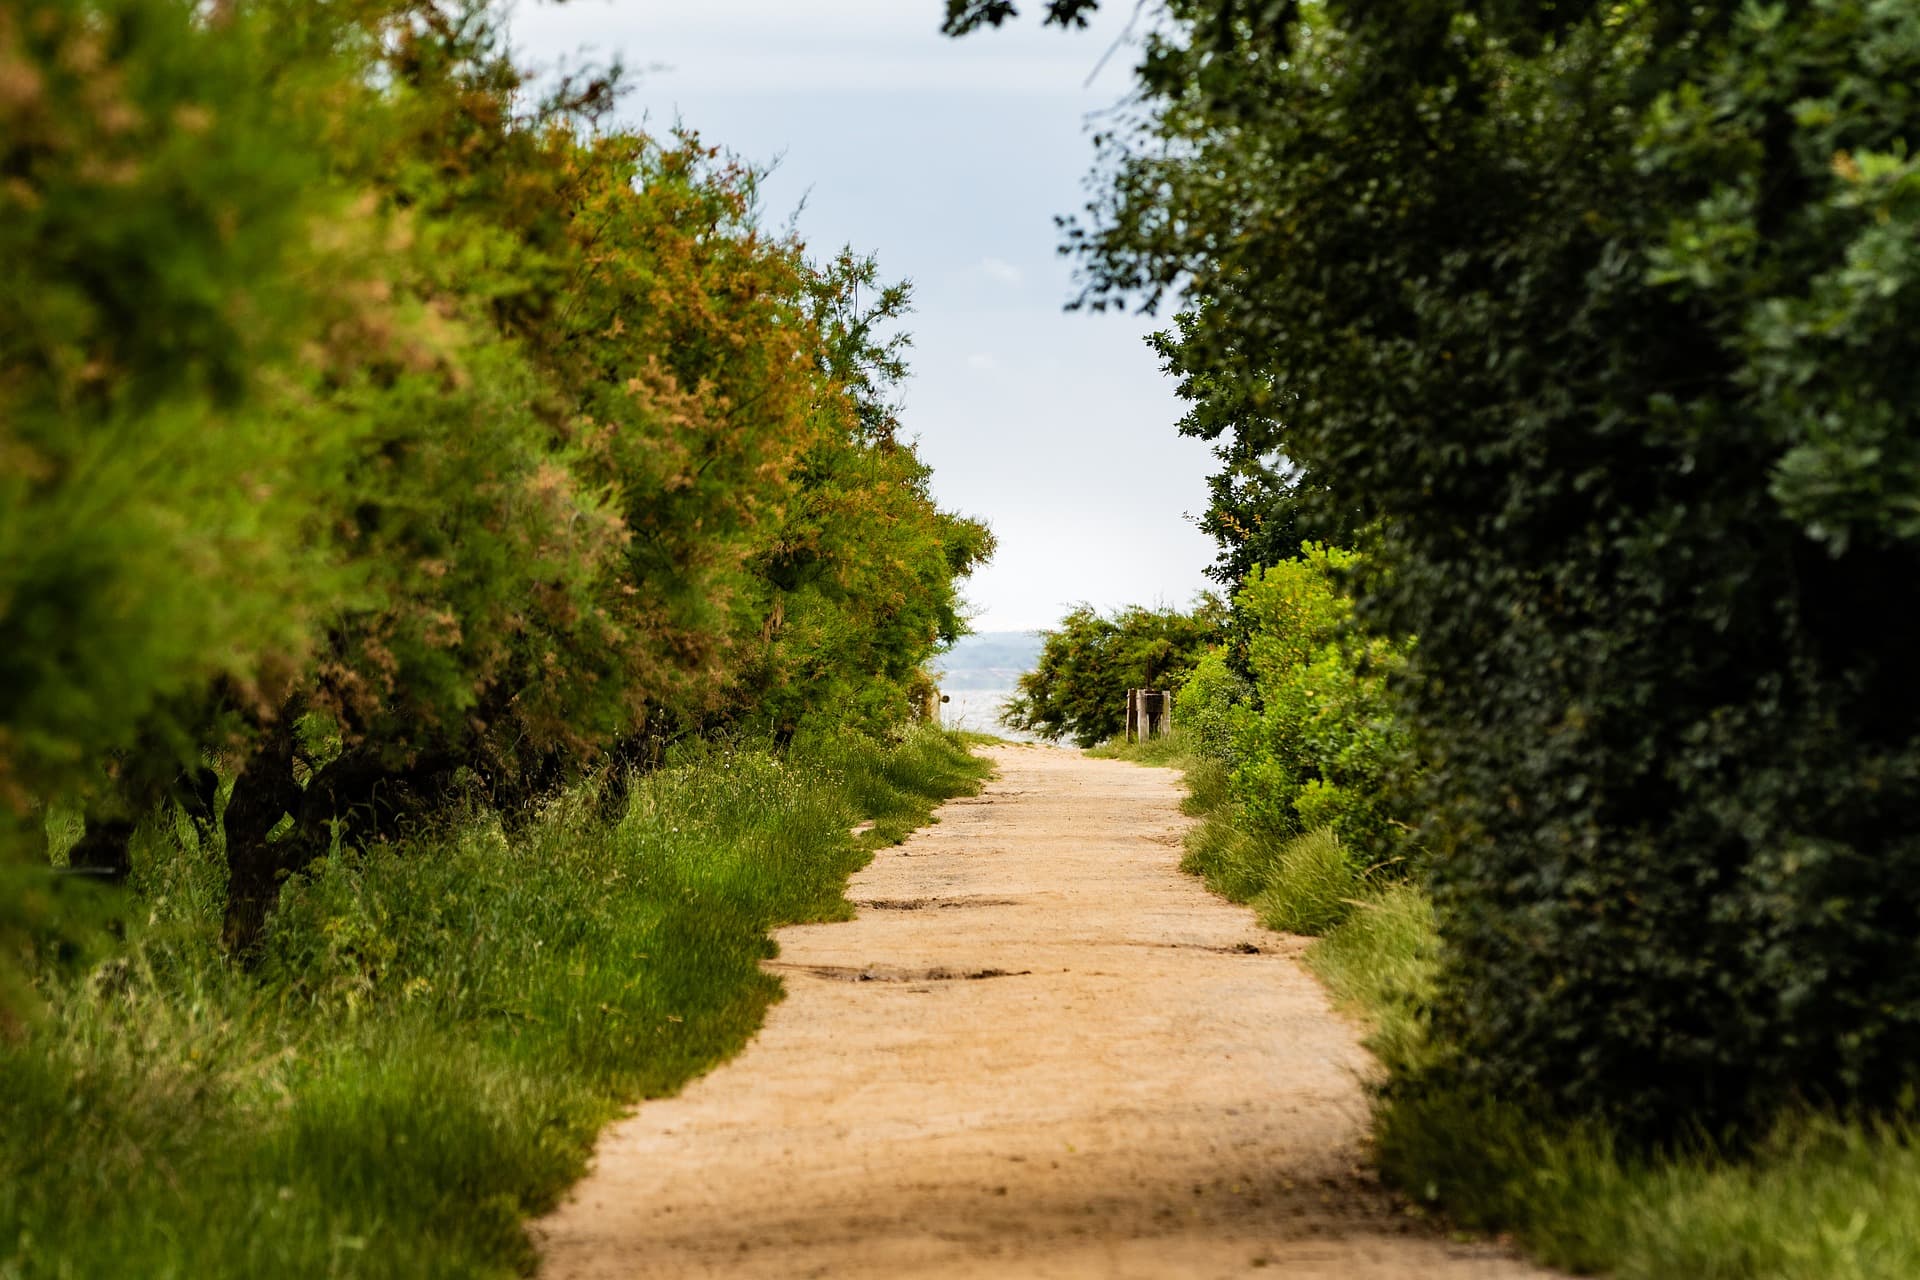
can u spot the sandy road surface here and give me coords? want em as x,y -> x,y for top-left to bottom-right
535,746 -> 1550,1279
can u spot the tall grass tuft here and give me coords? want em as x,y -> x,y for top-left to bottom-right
1179,802 -> 1362,939
1251,828 -> 1356,935
0,728 -> 988,1280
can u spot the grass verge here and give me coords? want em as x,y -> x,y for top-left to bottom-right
1084,732 -> 1187,767
1153,737 -> 1920,1280
1,726 -> 989,1279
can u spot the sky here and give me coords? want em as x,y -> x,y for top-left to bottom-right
509,0 -> 1218,632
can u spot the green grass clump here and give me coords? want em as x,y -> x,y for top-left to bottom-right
0,727 -> 987,1280
1086,729 -> 1190,767
1378,1087 -> 1920,1280
1299,883 -> 1436,1069
1177,755 -> 1233,816
1251,827 -> 1356,935
1179,804 -> 1360,937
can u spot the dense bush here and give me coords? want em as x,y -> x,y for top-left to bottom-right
1,0 -> 989,961
0,0 -> 343,816
1002,599 -> 1220,746
1169,546 -> 1414,873
963,0 -> 1920,1140
1226,547 -> 1412,864
1170,647 -> 1247,765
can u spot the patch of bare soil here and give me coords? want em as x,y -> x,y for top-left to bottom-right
534,746 -> 1554,1279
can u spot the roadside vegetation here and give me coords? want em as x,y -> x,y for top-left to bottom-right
1099,610 -> 1920,1277
4,728 -> 988,1278
2,2 -> 994,1274
4,0 -> 989,944
963,0 -> 1920,1274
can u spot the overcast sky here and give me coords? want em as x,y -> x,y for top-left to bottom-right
510,0 -> 1217,632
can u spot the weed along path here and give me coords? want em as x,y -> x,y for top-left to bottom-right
534,746 -> 1550,1279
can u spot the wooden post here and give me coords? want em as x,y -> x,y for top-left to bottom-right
1133,688 -> 1169,739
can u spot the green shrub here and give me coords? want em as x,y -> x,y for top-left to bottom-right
0,0 -> 992,972
1228,547 -> 1413,866
0,0 -> 345,812
1171,647 -> 1247,765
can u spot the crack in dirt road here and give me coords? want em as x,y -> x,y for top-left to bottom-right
534,745 -> 1554,1279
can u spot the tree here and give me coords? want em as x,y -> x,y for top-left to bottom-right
2,0 -> 993,975
1003,600 -> 1222,746
1150,306 -> 1357,589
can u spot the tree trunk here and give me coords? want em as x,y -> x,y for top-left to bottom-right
220,720 -> 307,954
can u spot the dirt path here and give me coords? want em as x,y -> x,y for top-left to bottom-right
535,746 -> 1551,1279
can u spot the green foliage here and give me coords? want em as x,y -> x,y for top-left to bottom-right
1149,308 -> 1359,589
1309,878 -> 1920,1280
1002,599 -> 1221,747
1181,759 -> 1920,1280
0,0 -> 990,967
0,728 -> 988,1278
1170,647 -> 1247,765
741,253 -> 995,738
1222,548 -> 1414,866
0,0 -> 343,811
985,0 -> 1920,1138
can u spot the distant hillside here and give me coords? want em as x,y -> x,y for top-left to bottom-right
934,630 -> 1044,692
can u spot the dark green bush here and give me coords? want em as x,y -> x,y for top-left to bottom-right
967,0 -> 1920,1138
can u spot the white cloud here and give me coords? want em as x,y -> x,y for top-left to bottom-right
965,352 -> 999,372
976,256 -> 1025,287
